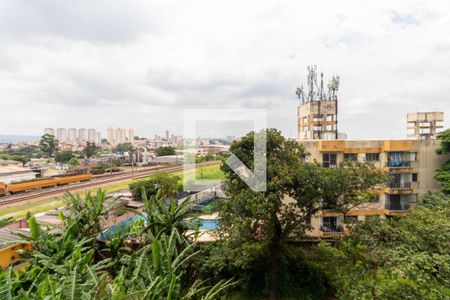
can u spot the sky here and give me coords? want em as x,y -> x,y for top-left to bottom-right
0,0 -> 449,139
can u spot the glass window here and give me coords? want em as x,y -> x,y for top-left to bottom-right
365,153 -> 380,161
412,173 -> 418,182
323,153 -> 337,168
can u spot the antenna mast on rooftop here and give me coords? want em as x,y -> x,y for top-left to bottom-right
296,65 -> 340,141
296,65 -> 340,104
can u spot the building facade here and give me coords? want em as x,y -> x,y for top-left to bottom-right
407,111 -> 444,140
298,100 -> 338,140
298,139 -> 449,238
56,128 -> 67,142
106,127 -> 135,146
67,128 -> 77,142
78,128 -> 87,142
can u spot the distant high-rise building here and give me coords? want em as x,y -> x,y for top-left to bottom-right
95,132 -> 102,145
88,129 -> 96,143
165,130 -> 169,141
116,128 -> 126,144
127,128 -> 134,144
56,128 -> 67,142
44,128 -> 55,137
107,127 -> 115,145
106,127 -> 134,146
78,128 -> 87,141
67,128 -> 77,142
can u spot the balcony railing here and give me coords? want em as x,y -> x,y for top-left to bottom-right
385,204 -> 410,211
387,160 -> 411,168
320,225 -> 344,234
388,182 -> 412,189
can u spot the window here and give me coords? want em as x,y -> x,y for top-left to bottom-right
365,153 -> 380,162
344,153 -> 358,161
321,217 -> 342,232
412,173 -> 418,182
372,194 -> 380,203
323,153 -> 337,168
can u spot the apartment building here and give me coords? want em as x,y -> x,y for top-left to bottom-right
299,139 -> 448,238
293,68 -> 449,239
106,127 -> 135,146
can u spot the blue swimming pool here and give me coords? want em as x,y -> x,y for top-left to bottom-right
100,214 -> 219,241
199,219 -> 219,230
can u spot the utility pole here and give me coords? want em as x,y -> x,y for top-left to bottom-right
110,156 -> 113,176
131,150 -> 135,179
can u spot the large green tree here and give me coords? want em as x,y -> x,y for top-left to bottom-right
219,129 -> 386,299
39,134 -> 58,157
435,129 -> 450,194
54,150 -> 75,163
155,146 -> 176,156
129,172 -> 181,202
84,142 -> 98,159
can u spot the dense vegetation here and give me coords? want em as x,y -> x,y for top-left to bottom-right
316,192 -> 450,299
155,146 -> 176,156
2,128 -> 449,299
0,190 -> 234,299
130,172 -> 182,202
435,129 -> 450,194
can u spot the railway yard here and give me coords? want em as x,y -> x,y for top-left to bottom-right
0,161 -> 222,219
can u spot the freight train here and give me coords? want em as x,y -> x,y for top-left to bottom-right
0,173 -> 92,196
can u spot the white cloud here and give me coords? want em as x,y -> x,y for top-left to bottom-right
0,0 -> 449,139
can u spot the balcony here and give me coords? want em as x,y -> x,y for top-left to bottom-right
385,203 -> 410,211
384,194 -> 415,216
384,181 -> 414,194
385,152 -> 416,172
320,224 -> 344,238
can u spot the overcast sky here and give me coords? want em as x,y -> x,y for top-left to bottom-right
0,0 -> 449,139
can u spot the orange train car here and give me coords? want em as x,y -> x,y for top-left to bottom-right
1,173 -> 93,195
0,182 -> 6,196
54,173 -> 92,185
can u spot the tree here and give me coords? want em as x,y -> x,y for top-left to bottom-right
68,156 -> 80,167
435,129 -> 450,194
317,192 -> 450,300
129,172 -> 181,202
155,146 -> 175,156
39,134 -> 58,157
219,129 -> 306,299
219,129 -> 387,299
84,142 -> 98,159
54,151 -> 75,163
114,143 -> 133,154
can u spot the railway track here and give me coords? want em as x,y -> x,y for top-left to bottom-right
0,161 -> 221,206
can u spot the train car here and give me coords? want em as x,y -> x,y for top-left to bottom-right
54,173 -> 92,185
0,182 -> 6,196
6,178 -> 58,194
3,173 -> 93,195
